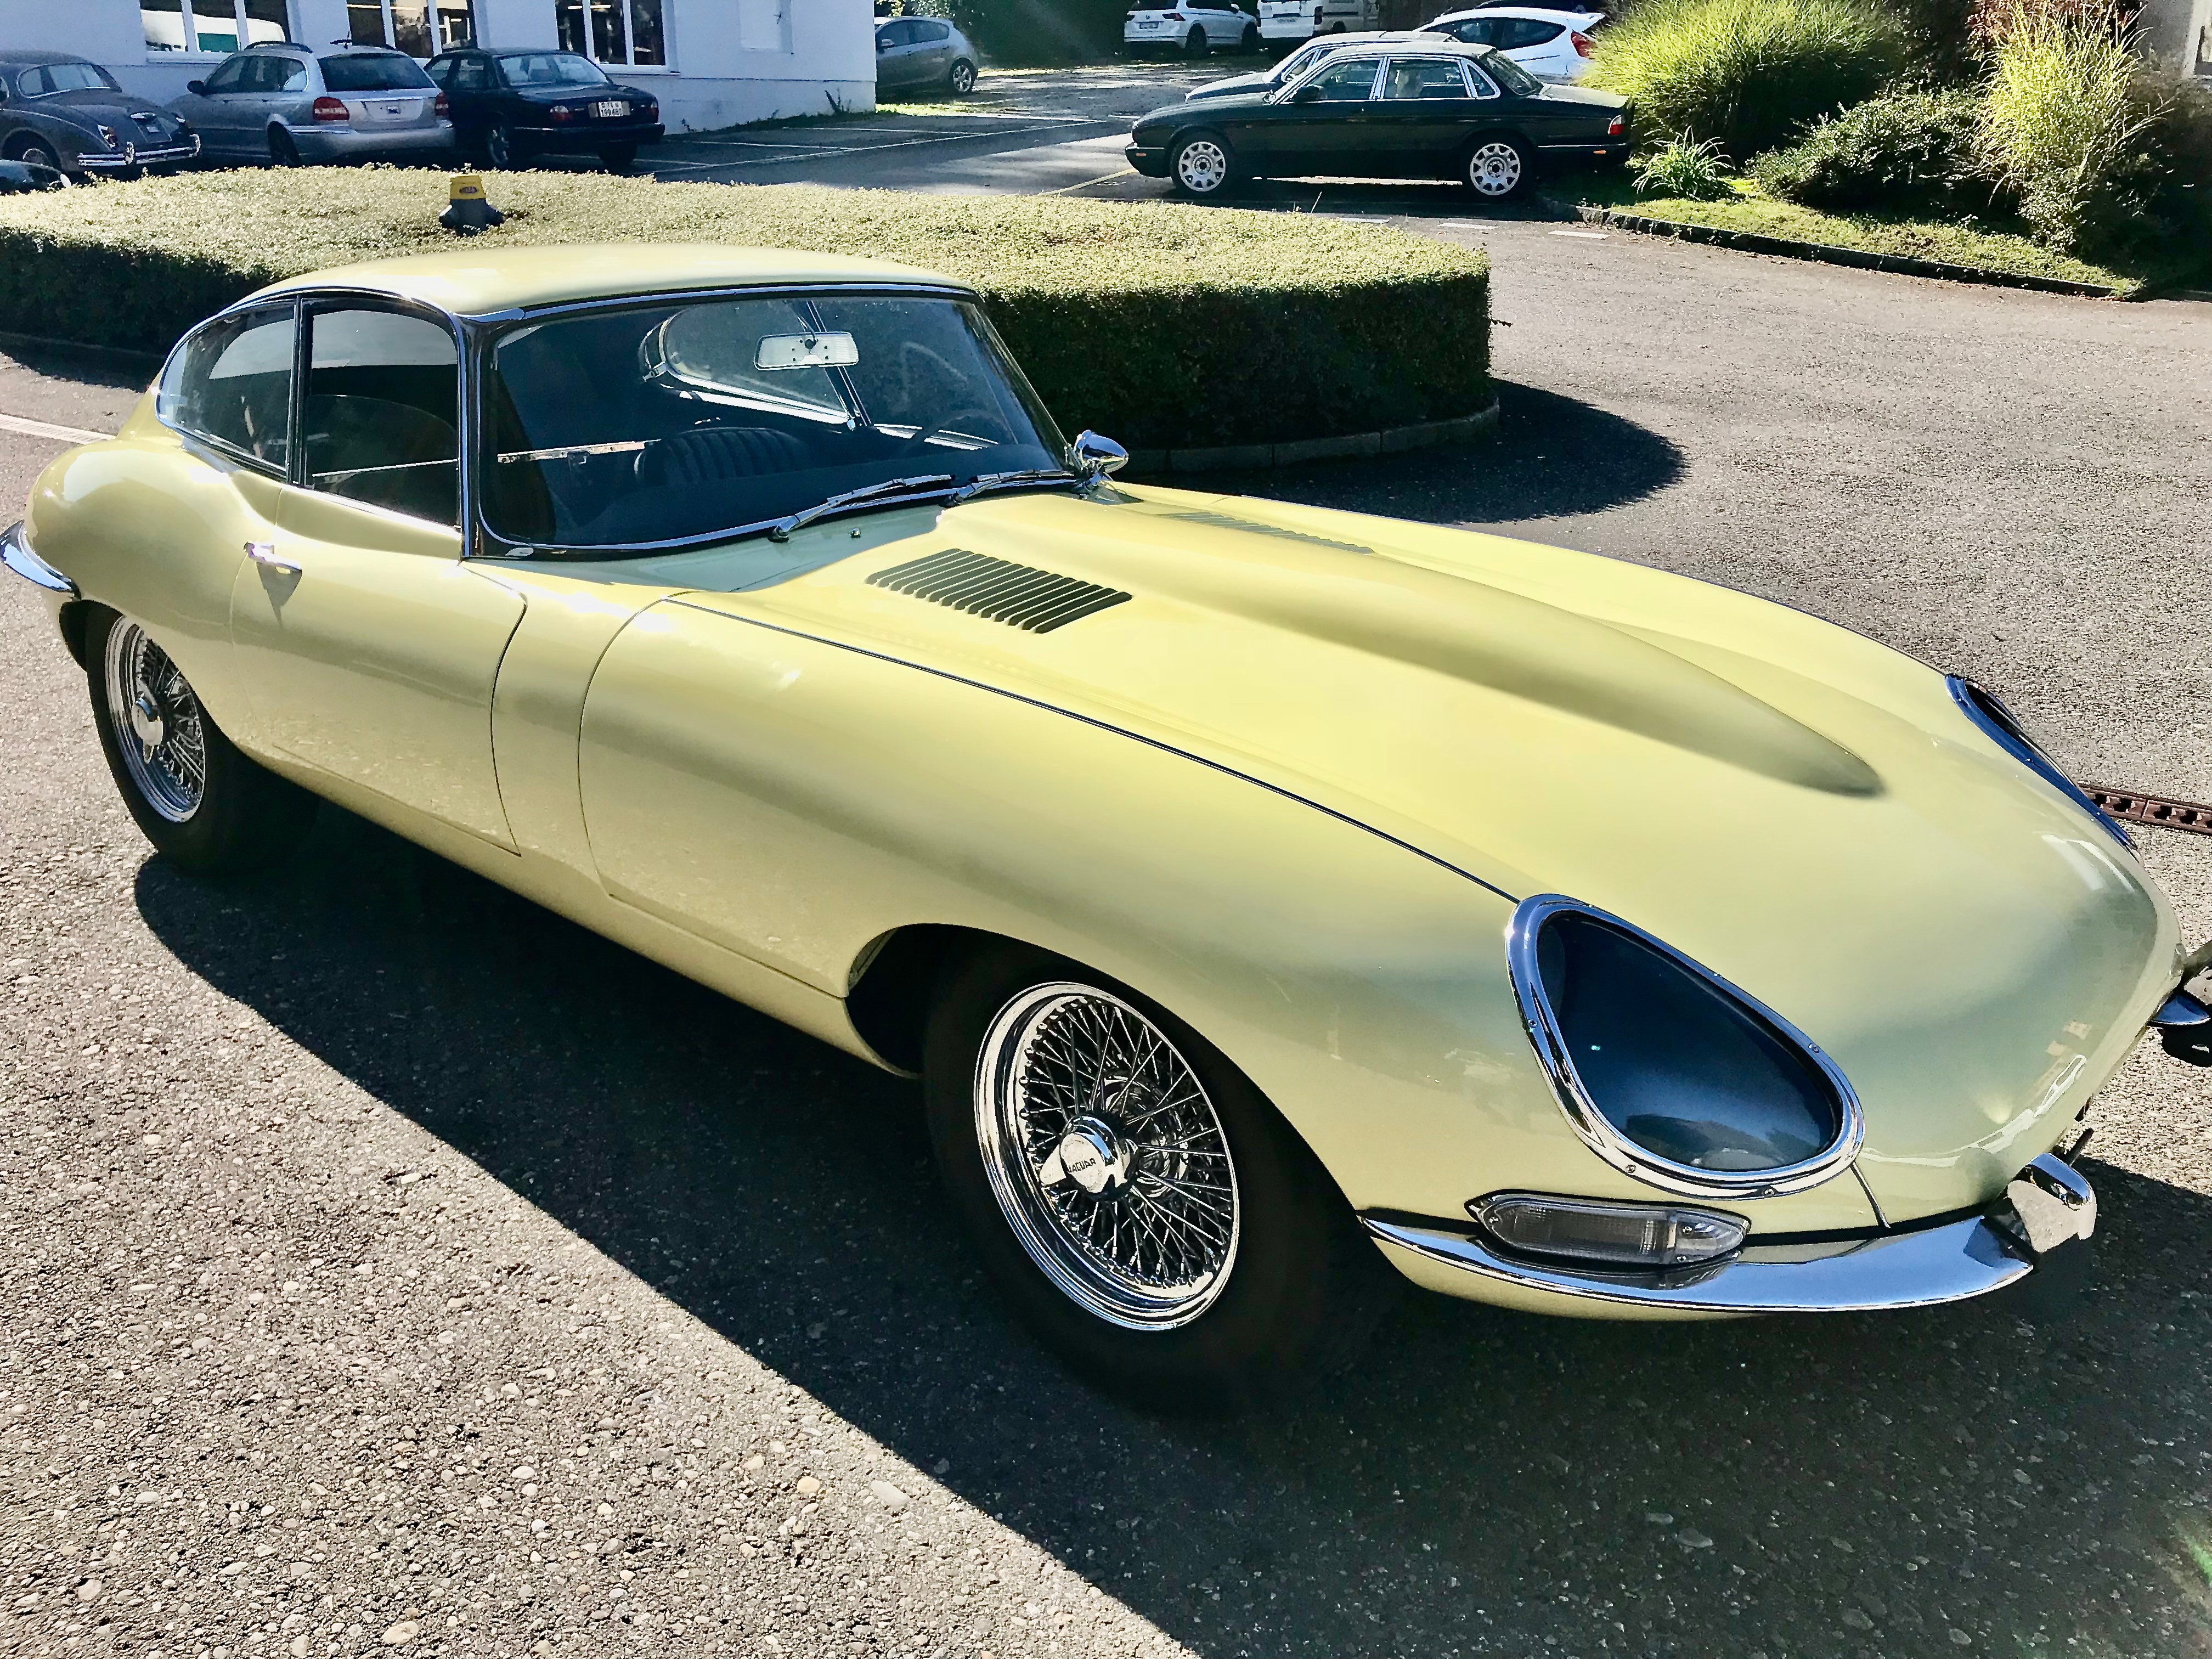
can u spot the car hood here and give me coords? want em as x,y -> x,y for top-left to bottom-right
1534,81 -> 1626,110
1188,72 -> 1273,100
24,91 -> 162,128
656,485 -> 2178,1217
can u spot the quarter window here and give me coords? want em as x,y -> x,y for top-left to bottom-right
301,307 -> 461,526
1381,59 -> 1472,100
159,307 -> 296,471
143,0 -> 292,55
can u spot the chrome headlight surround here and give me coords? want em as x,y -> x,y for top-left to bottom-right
1947,674 -> 2130,849
1507,895 -> 1865,1201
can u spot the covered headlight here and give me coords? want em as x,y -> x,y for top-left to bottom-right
1948,674 -> 2130,849
1508,896 -> 1863,1199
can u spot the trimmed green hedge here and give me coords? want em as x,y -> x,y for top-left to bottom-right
0,170 -> 1490,450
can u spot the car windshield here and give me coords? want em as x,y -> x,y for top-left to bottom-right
25,61 -> 124,96
1481,48 -> 1543,95
320,53 -> 434,91
483,294 -> 1071,552
498,52 -> 610,87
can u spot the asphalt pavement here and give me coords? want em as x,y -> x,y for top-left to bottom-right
3,76 -> 2212,1659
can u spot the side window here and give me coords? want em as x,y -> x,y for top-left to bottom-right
18,66 -> 52,98
159,306 -> 296,470
204,57 -> 252,94
880,20 -> 915,48
1304,58 -> 1380,101
425,57 -> 453,87
453,57 -> 491,91
302,306 -> 460,526
237,57 -> 279,92
1498,18 -> 1558,48
1465,62 -> 1501,98
1382,58 -> 1472,100
918,20 -> 951,42
279,58 -> 310,92
1451,19 -> 1496,43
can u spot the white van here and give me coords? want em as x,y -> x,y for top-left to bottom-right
1257,0 -> 1384,43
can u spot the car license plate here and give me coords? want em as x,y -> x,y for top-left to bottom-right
1136,20 -> 1159,27
592,100 -> 627,119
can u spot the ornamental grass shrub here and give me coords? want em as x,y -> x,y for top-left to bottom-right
1633,136 -> 1737,199
0,171 -> 1490,450
1752,87 -> 1995,213
1585,0 -> 1910,159
1977,0 -> 2212,259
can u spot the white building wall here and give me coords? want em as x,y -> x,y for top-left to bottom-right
5,0 -> 876,129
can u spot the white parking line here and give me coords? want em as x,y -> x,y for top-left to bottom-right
0,412 -> 111,445
1043,167 -> 1136,196
1551,229 -> 1609,239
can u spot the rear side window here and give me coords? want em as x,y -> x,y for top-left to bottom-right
302,306 -> 460,526
1482,49 -> 1542,94
319,53 -> 434,92
159,307 -> 296,471
1497,18 -> 1562,47
916,20 -> 951,41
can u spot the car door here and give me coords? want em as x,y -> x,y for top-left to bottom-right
228,297 -> 526,850
1368,55 -> 1482,178
174,53 -> 253,155
436,53 -> 494,148
911,20 -> 956,81
1257,53 -> 1383,177
874,20 -> 918,89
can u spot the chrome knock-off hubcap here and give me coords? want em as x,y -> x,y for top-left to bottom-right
975,983 -> 1241,1329
104,619 -> 206,823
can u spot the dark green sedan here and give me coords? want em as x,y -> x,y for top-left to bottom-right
1126,39 -> 1628,200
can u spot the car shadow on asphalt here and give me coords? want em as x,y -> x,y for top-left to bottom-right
134,817 -> 2212,1657
1166,379 -> 1688,526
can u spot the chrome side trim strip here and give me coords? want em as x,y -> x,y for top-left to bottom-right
1504,894 -> 1866,1201
1,521 -> 77,598
1364,1212 -> 2032,1314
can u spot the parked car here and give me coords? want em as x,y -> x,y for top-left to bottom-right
1125,4 -> 1262,55
169,43 -> 452,167
1132,40 -> 1628,199
1187,29 -> 1430,100
1419,7 -> 1604,81
1257,0 -> 1380,43
11,242 -> 2195,1406
0,51 -> 199,180
424,48 -> 662,172
874,16 -> 981,95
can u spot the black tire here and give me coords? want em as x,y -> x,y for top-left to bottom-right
923,941 -> 1393,1413
268,127 -> 302,167
1168,129 -> 1237,197
1241,24 -> 1261,51
599,142 -> 637,171
486,124 -> 525,169
1463,132 -> 1533,199
1184,25 -> 1209,55
86,608 -> 315,878
948,57 -> 978,95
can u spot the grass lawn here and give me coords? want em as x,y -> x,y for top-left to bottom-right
1573,174 -> 2201,297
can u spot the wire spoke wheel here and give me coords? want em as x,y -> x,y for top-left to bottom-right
975,983 -> 1242,1329
1174,138 -> 1230,194
102,620 -> 206,824
1467,139 -> 1524,197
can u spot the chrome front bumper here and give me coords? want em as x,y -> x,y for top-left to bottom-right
1,521 -> 76,597
1364,1154 -> 2096,1315
78,138 -> 200,171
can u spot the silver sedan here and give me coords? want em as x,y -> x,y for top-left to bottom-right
169,42 -> 453,167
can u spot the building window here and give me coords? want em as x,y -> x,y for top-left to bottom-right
143,0 -> 291,54
555,0 -> 667,67
349,0 -> 473,54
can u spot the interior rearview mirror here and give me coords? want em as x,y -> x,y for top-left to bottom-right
187,79 -> 207,95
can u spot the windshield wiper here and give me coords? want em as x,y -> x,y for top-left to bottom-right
944,468 -> 1081,506
766,474 -> 955,542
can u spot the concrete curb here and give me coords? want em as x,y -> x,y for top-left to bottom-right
1127,400 -> 1500,476
1576,207 -> 2134,301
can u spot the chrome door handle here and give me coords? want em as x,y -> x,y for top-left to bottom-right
246,540 -> 301,576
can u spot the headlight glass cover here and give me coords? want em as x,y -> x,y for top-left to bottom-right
1508,896 -> 1864,1199
1947,675 -> 2130,848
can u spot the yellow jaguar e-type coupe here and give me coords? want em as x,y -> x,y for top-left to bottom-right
9,246 -> 2208,1407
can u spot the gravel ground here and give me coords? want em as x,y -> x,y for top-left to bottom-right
2,221 -> 2210,1659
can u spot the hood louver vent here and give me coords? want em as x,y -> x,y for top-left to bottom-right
868,548 -> 1131,634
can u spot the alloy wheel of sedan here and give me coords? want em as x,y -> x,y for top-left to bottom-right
974,981 -> 1242,1329
487,126 -> 518,168
1184,25 -> 1209,54
949,58 -> 978,95
101,618 -> 206,823
1466,137 -> 1527,198
1172,136 -> 1232,195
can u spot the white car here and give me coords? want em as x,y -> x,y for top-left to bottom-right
1257,0 -> 1381,43
1418,6 -> 1604,81
1184,29 -> 1432,100
1125,4 -> 1262,55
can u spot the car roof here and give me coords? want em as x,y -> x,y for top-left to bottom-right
249,244 -> 974,319
0,50 -> 103,67
1426,5 -> 1600,19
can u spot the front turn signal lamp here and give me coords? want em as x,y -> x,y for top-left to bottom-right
1473,1193 -> 1748,1271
